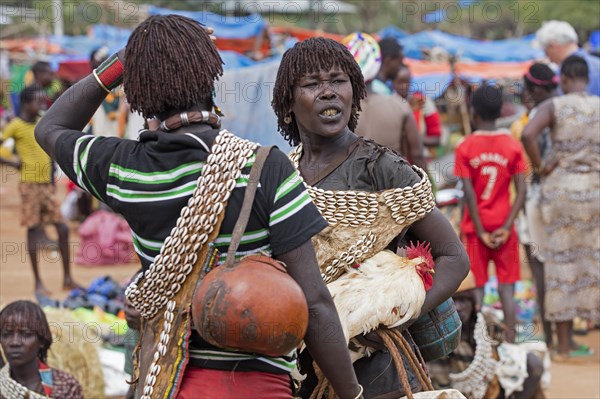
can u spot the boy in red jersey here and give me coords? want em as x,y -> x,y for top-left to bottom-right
454,84 -> 527,342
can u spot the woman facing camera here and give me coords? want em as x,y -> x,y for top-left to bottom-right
272,37 -> 469,398
0,300 -> 83,398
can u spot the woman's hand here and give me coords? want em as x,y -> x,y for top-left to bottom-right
540,156 -> 558,177
354,330 -> 385,351
354,322 -> 415,351
124,296 -> 142,330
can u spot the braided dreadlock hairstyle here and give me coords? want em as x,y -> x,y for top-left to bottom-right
272,37 -> 367,146
123,15 -> 223,119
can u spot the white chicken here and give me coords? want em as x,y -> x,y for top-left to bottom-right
326,241 -> 435,361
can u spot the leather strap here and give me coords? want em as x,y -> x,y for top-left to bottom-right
225,146 -> 273,267
132,133 -> 257,399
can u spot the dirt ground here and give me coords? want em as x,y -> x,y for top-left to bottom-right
0,166 -> 139,304
1,165 -> 599,398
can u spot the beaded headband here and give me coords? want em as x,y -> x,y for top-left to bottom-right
525,71 -> 559,86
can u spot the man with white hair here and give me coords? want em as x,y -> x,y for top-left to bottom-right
536,20 -> 600,96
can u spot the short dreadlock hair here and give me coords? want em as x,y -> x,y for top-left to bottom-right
272,37 -> 367,146
20,84 -> 44,106
123,15 -> 223,119
471,84 -> 503,121
0,301 -> 53,363
378,37 -> 403,60
561,55 -> 589,82
31,61 -> 51,77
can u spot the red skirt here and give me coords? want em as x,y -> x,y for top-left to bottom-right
176,366 -> 293,399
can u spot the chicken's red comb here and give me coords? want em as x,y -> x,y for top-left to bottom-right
406,241 -> 433,265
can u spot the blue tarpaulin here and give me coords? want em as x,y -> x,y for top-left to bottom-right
410,73 -> 453,99
89,24 -> 132,43
35,19 -> 544,143
408,73 -> 488,99
380,29 -> 543,62
49,23 -> 543,65
377,25 -> 409,40
423,0 -> 483,24
47,24 -> 131,67
216,56 -> 291,149
591,31 -> 600,52
47,23 -> 266,71
146,6 -> 266,39
48,34 -> 127,60
46,37 -> 269,72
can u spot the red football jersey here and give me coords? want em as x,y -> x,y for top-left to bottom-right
454,130 -> 527,234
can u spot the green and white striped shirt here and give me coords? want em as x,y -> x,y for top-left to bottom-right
55,128 -> 327,374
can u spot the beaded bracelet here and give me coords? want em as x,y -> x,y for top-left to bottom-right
93,53 -> 124,93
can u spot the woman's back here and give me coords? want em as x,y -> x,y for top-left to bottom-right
551,93 -> 600,170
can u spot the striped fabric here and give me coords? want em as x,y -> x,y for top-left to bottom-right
55,128 -> 327,374
188,348 -> 297,374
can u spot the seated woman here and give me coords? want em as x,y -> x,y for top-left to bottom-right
0,300 -> 83,398
272,37 -> 470,399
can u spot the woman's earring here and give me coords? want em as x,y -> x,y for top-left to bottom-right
284,115 -> 292,125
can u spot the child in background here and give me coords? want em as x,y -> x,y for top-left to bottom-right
393,64 -> 443,154
0,300 -> 83,397
454,84 -> 527,343
0,85 -> 80,295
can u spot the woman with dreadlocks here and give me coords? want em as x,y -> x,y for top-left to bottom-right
0,301 -> 83,398
35,15 -> 362,399
272,37 -> 469,398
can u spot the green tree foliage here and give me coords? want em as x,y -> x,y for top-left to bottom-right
526,0 -> 600,39
3,0 -> 598,40
340,0 -> 599,41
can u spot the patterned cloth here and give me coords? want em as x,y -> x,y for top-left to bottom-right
294,138 -> 429,398
18,182 -> 62,228
511,107 -> 552,257
542,93 -> 600,322
341,32 -> 381,83
48,369 -> 83,399
0,362 -> 83,399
